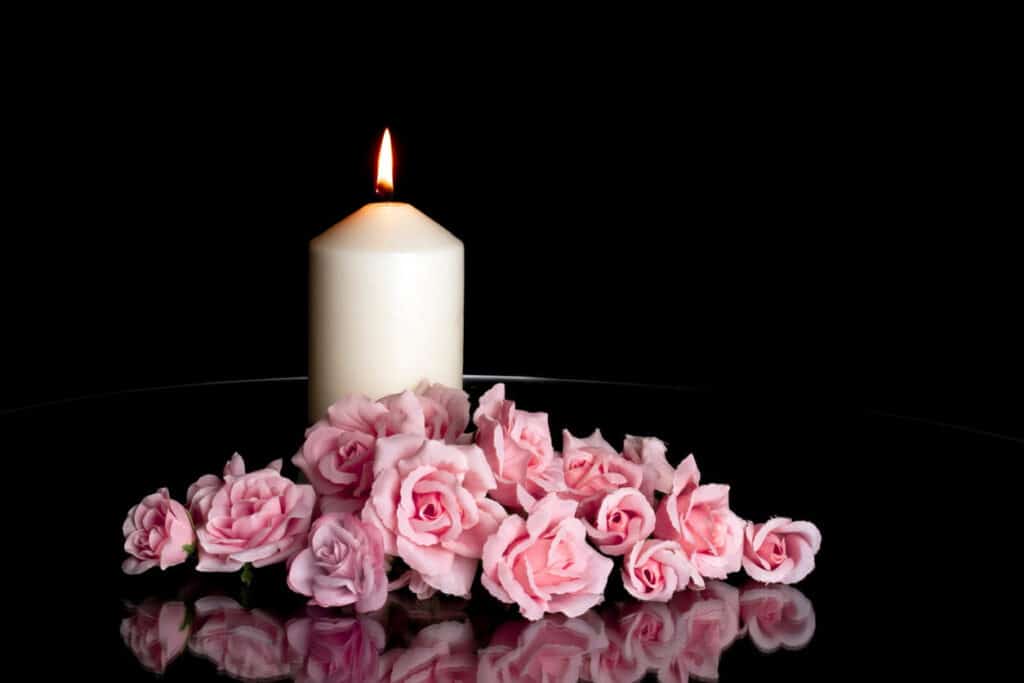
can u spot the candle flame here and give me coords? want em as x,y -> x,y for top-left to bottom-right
376,128 -> 394,196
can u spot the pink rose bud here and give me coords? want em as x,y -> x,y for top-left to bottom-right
654,455 -> 745,584
561,429 -> 643,507
741,518 -> 821,584
621,435 -> 675,502
481,493 -> 614,621
472,383 -> 563,510
622,539 -> 695,602
581,487 -> 655,556
194,454 -> 316,572
287,512 -> 389,613
122,487 -> 195,575
361,434 -> 507,598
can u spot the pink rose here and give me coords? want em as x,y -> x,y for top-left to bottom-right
742,518 -> 822,584
377,382 -> 471,443
661,582 -> 740,683
481,493 -> 614,621
189,596 -> 290,681
472,383 -> 562,510
362,434 -> 506,597
286,611 -> 386,683
582,487 -> 655,556
119,600 -> 190,673
287,512 -> 388,613
385,621 -> 477,682
187,453 -> 283,527
121,487 -> 194,575
739,584 -> 816,653
292,395 -> 388,511
654,455 -> 744,583
195,454 -> 316,572
561,429 -> 642,506
478,613 -> 608,683
622,539 -> 695,602
621,434 -> 674,502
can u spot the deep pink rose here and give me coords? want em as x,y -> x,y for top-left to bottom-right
622,539 -> 695,602
385,621 -> 477,682
362,434 -> 506,597
194,454 -> 316,572
478,613 -> 608,683
377,382 -> 471,443
286,611 -> 386,683
661,582 -> 740,683
187,453 -> 283,527
561,429 -> 642,506
739,584 -> 816,653
292,395 -> 388,512
481,493 -> 614,621
188,596 -> 289,681
122,487 -> 194,575
654,455 -> 744,583
120,600 -> 190,674
742,518 -> 822,584
582,487 -> 655,556
621,434 -> 674,502
287,512 -> 388,612
472,383 -> 562,510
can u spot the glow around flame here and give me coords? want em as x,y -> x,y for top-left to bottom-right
376,128 -> 394,195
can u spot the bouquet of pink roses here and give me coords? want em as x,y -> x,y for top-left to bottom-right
122,382 -> 821,620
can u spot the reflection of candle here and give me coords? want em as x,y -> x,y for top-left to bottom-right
309,129 -> 464,418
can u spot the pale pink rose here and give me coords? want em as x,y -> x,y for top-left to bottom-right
286,610 -> 386,683
582,487 -> 655,556
195,455 -> 316,572
378,382 -> 471,443
616,602 -> 678,672
121,487 -> 194,575
188,596 -> 289,681
739,584 -> 816,653
742,518 -> 822,585
187,453 -> 283,527
119,600 -> 190,674
622,539 -> 695,602
287,512 -> 388,613
478,613 -> 608,683
361,434 -> 506,597
481,493 -> 614,621
622,434 -> 674,502
292,395 -> 388,510
472,383 -> 562,510
653,455 -> 744,583
388,569 -> 438,600
561,429 -> 643,507
661,582 -> 740,683
386,621 -> 477,682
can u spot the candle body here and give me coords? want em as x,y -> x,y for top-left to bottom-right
309,203 -> 463,419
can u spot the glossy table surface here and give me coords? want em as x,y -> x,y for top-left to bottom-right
4,376 -> 1018,680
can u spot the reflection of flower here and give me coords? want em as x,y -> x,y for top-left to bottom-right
286,610 -> 386,683
616,601 -> 678,673
383,621 -> 477,682
188,596 -> 290,681
739,584 -> 816,653
661,581 -> 741,683
478,612 -> 608,683
120,600 -> 190,673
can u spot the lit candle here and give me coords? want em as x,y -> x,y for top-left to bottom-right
308,129 -> 464,418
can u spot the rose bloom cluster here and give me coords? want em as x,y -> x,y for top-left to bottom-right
122,382 -> 821,621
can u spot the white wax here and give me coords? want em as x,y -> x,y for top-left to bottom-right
309,202 -> 464,418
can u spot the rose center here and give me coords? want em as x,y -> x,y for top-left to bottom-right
639,562 -> 663,588
608,509 -> 629,532
758,533 -> 787,567
415,492 -> 445,522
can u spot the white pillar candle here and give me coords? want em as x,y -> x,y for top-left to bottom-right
308,131 -> 463,418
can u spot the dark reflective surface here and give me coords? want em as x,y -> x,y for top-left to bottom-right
5,377 -> 1017,679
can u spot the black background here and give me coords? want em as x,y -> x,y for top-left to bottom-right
5,30 -> 1020,436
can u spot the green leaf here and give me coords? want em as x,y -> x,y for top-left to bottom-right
240,562 -> 254,587
182,543 -> 195,555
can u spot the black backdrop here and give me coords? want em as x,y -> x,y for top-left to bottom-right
5,41 -> 1020,436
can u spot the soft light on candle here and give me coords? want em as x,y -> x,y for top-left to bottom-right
375,128 -> 394,196
309,129 -> 464,419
